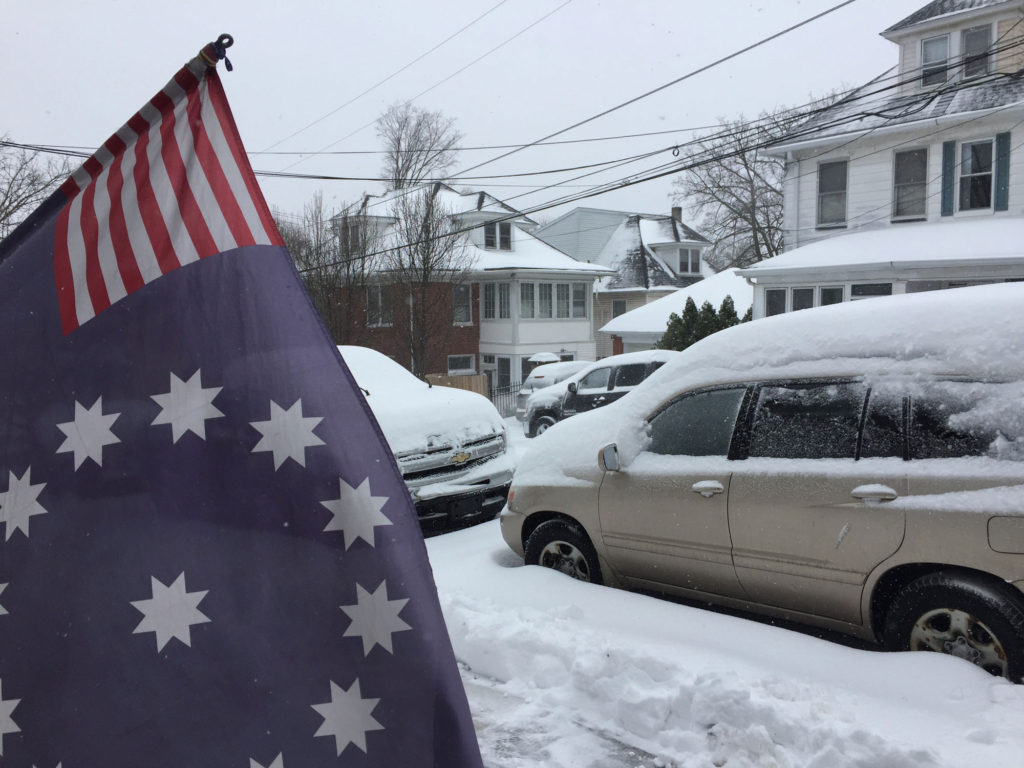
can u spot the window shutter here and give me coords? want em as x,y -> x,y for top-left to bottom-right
995,132 -> 1011,211
941,141 -> 956,216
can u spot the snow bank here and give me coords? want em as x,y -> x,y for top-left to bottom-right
428,521 -> 1024,768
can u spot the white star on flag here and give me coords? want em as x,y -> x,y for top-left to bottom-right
250,754 -> 283,768
0,584 -> 6,616
341,581 -> 411,656
320,477 -> 392,549
250,399 -> 325,469
311,679 -> 384,756
131,572 -> 211,652
151,370 -> 224,442
0,467 -> 47,541
56,397 -> 121,469
0,679 -> 20,756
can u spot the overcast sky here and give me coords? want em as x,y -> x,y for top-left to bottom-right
4,0 -> 927,226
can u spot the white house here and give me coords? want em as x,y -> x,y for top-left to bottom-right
740,0 -> 1024,318
534,207 -> 711,357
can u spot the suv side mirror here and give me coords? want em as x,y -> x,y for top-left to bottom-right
599,443 -> 620,472
567,382 -> 577,394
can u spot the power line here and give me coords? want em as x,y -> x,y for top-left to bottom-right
258,0 -> 511,153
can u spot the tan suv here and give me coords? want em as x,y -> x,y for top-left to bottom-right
500,284 -> 1024,681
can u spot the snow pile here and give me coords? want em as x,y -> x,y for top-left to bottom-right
428,521 -> 1024,767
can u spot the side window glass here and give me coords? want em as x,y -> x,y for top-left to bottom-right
860,388 -> 905,459
613,364 -> 646,388
648,389 -> 746,456
748,382 -> 866,459
909,381 -> 1011,459
577,368 -> 610,391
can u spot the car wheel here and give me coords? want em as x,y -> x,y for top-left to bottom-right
883,571 -> 1024,681
531,415 -> 557,437
524,519 -> 603,584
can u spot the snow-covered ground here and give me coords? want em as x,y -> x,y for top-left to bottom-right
425,418 -> 1024,768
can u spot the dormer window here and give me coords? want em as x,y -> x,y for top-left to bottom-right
676,248 -> 701,275
484,220 -> 512,250
921,35 -> 949,86
962,25 -> 992,79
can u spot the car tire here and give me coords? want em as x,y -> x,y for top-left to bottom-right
524,519 -> 603,585
882,570 -> 1024,681
531,415 -> 557,437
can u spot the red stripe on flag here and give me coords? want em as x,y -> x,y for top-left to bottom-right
79,157 -> 112,317
175,70 -> 256,249
103,135 -> 145,294
54,199 -> 79,335
205,71 -> 283,245
150,87 -> 219,258
128,113 -> 180,275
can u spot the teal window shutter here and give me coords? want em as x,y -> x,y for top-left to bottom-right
995,132 -> 1010,211
941,141 -> 956,216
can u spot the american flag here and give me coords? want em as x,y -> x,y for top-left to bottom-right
0,40 -> 483,766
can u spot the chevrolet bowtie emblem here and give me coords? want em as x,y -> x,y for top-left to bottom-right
450,452 -> 472,464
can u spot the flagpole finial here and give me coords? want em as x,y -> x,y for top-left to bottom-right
198,34 -> 234,71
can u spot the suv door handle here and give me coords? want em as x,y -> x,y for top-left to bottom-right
851,484 -> 898,502
692,480 -> 724,498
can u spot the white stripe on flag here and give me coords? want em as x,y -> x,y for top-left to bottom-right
91,145 -> 129,306
65,186 -> 95,328
138,102 -> 200,267
164,80 -> 238,254
198,78 -> 272,246
114,125 -> 163,284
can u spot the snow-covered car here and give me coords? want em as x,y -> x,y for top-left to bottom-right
501,284 -> 1024,681
514,360 -> 592,422
521,350 -> 679,437
339,346 -> 514,529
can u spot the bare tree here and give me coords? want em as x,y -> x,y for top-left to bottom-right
1,138 -> 71,238
376,103 -> 462,190
671,110 -> 796,270
382,184 -> 473,376
275,192 -> 383,344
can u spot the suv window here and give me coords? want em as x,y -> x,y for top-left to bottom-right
578,368 -> 611,391
859,388 -> 906,459
649,388 -> 747,456
613,364 -> 647,388
748,382 -> 866,459
909,381 -> 1005,459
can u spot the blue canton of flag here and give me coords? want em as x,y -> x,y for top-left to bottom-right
0,38 -> 483,767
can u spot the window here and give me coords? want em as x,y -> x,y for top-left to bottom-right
893,148 -> 928,220
498,283 -> 511,318
748,383 -> 866,460
860,388 -> 906,459
648,388 -> 746,456
521,357 -> 532,384
448,355 -> 475,375
677,248 -> 701,274
612,364 -> 647,388
817,160 -> 848,227
962,25 -> 992,79
483,283 -> 495,319
453,284 -> 472,325
366,285 -> 392,327
559,353 -> 575,361
572,283 -> 588,318
959,139 -> 993,210
577,368 -> 610,391
612,299 -> 627,318
520,283 -> 535,319
484,221 -> 512,250
556,284 -> 570,318
792,288 -> 814,311
765,289 -> 786,316
922,35 -> 949,86
851,283 -> 892,299
909,382 -> 1003,459
819,286 -> 844,306
538,283 -> 553,318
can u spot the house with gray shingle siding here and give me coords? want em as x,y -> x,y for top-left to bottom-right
740,0 -> 1024,318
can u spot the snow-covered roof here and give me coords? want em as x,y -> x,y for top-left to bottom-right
593,215 -> 709,292
600,269 -> 753,337
357,182 -> 537,224
472,226 -> 613,275
738,218 -> 1024,279
884,0 -> 1010,35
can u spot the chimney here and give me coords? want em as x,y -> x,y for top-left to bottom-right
671,206 -> 682,222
